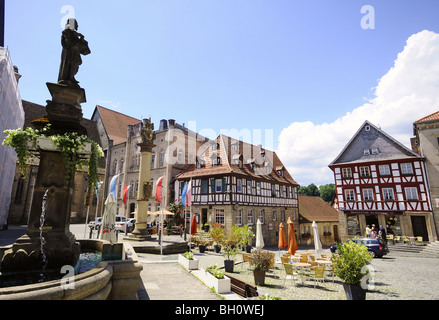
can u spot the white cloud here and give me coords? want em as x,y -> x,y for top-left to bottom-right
277,30 -> 439,186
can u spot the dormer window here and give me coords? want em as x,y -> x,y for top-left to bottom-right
365,125 -> 371,132
363,149 -> 371,155
371,148 -> 379,155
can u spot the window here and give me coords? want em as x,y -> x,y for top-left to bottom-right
405,187 -> 418,200
256,182 -> 261,195
363,189 -> 374,201
345,189 -> 355,201
281,210 -> 285,221
382,188 -> 395,201
236,210 -> 243,225
177,150 -> 183,164
215,209 -> 225,225
151,152 -> 156,168
271,185 -> 276,197
371,148 -> 379,155
237,179 -> 242,193
247,210 -> 254,225
359,166 -> 370,177
159,150 -> 165,166
120,158 -> 124,173
216,179 -> 224,193
258,209 -> 265,224
363,149 -> 371,155
201,179 -> 209,194
113,160 -> 118,174
280,186 -> 285,198
379,165 -> 391,176
247,181 -> 252,194
342,168 -> 352,178
272,210 -> 277,222
401,163 -> 414,175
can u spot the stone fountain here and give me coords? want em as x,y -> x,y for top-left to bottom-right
0,19 -> 143,300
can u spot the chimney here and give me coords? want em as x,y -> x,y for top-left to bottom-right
168,119 -> 175,128
159,119 -> 168,131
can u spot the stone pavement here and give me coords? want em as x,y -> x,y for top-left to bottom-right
2,224 -> 439,300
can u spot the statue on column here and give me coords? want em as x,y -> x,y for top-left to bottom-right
58,18 -> 91,88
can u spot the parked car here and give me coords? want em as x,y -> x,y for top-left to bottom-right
88,216 -> 131,232
330,237 -> 389,258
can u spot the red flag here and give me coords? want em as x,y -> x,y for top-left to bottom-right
123,185 -> 130,205
156,176 -> 164,203
186,180 -> 192,206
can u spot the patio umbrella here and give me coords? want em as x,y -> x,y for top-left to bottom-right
190,215 -> 197,235
312,221 -> 323,259
278,222 -> 288,259
287,217 -> 298,256
100,193 -> 117,244
256,219 -> 265,249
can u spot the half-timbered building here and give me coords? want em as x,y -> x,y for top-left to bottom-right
329,121 -> 436,242
175,134 -> 300,246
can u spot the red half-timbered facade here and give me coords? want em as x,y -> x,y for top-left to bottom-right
329,121 -> 435,242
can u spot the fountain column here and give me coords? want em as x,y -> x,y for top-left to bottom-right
0,18 -> 91,273
126,119 -> 156,241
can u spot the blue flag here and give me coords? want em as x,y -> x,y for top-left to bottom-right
181,183 -> 188,206
110,174 -> 120,199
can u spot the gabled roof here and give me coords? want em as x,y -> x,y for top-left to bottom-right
176,134 -> 299,186
298,195 -> 339,223
93,105 -> 141,145
415,110 -> 439,123
329,120 -> 420,166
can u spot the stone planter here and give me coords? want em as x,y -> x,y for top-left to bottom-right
204,269 -> 231,294
178,254 -> 199,271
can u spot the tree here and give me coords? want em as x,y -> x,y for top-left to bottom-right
319,183 -> 335,203
298,183 -> 320,197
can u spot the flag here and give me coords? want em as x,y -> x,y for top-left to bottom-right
156,176 -> 164,203
123,185 -> 130,205
186,180 -> 192,206
181,183 -> 188,206
110,174 -> 120,199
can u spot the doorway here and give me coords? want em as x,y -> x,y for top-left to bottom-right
411,216 -> 428,241
365,214 -> 379,234
202,208 -> 208,226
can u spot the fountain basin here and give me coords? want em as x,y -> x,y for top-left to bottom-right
0,240 -> 143,300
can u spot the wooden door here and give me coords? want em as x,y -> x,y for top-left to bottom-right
411,216 -> 428,241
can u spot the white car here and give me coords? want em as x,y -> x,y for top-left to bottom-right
89,216 -> 130,232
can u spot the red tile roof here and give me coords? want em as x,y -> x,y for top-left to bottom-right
415,110 -> 439,123
299,195 -> 339,222
96,105 -> 141,145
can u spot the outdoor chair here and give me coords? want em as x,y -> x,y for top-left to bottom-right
393,236 -> 401,244
401,236 -> 409,244
308,255 -> 315,261
300,256 -> 308,263
415,236 -> 423,245
283,263 -> 299,287
241,253 -> 253,271
310,266 -> 325,288
281,255 -> 291,264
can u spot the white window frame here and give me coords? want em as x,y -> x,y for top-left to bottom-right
236,209 -> 243,225
342,167 -> 352,178
363,189 -> 374,201
215,209 -> 225,225
405,187 -> 418,201
379,165 -> 391,176
345,189 -> 355,201
258,209 -> 265,224
359,166 -> 370,177
383,188 -> 395,201
401,163 -> 414,175
248,209 -> 254,225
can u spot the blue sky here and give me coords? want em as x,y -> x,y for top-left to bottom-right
5,1 -> 439,185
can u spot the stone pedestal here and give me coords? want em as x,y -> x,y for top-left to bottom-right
126,141 -> 156,242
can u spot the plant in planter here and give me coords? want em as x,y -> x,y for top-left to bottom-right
197,236 -> 210,253
209,224 -> 225,253
178,251 -> 199,270
331,240 -> 372,300
251,249 -> 271,286
204,265 -> 231,294
203,223 -> 210,233
239,224 -> 255,253
220,228 -> 240,272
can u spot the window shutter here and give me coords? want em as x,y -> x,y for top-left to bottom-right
222,178 -> 227,193
211,179 -> 215,193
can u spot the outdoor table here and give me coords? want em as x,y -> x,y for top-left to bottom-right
315,260 -> 332,266
407,236 -> 416,245
291,262 -> 311,285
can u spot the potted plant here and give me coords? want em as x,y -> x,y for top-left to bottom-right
203,223 -> 210,233
331,240 -> 372,300
220,228 -> 240,272
239,224 -> 255,253
251,249 -> 271,286
204,265 -> 231,294
178,251 -> 199,270
198,236 -> 210,253
209,224 -> 225,253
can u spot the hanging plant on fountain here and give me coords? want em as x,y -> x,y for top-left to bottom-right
3,124 -> 104,188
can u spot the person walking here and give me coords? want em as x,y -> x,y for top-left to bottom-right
366,225 -> 371,238
379,225 -> 387,243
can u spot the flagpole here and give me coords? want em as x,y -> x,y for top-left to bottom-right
188,178 -> 193,252
84,183 -> 93,239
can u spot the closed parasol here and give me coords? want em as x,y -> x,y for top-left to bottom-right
100,193 -> 117,244
190,215 -> 197,235
287,217 -> 298,256
278,222 -> 287,249
256,219 -> 265,249
312,221 -> 323,259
